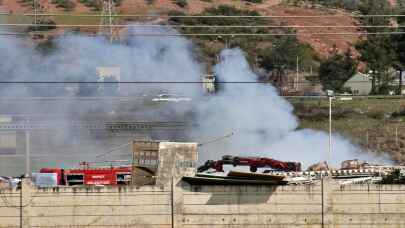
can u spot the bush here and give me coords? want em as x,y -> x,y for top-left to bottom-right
27,18 -> 57,32
174,0 -> 187,8
381,169 -> 405,184
52,0 -> 76,11
243,0 -> 263,3
113,0 -> 123,6
168,5 -> 270,37
35,38 -> 57,55
391,107 -> 405,118
168,5 -> 319,79
319,50 -> 357,92
79,0 -> 102,11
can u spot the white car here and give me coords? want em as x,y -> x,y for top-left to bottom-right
152,94 -> 192,102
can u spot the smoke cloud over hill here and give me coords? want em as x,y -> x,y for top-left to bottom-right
0,26 -> 390,173
194,49 -> 389,167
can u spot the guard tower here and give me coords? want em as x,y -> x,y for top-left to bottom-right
203,74 -> 216,93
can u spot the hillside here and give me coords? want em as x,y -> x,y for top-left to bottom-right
0,0 -> 361,57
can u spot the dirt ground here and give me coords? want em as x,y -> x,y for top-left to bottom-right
263,5 -> 361,58
0,0 -> 32,13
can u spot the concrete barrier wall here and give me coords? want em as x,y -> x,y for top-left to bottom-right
2,180 -> 405,227
329,184 -> 405,228
0,181 -> 172,228
0,188 -> 20,227
180,184 -> 323,228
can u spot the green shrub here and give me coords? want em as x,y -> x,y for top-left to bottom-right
79,0 -> 102,11
174,0 -> 187,8
169,5 -> 318,79
243,0 -> 263,3
27,18 -> 57,32
51,0 -> 76,11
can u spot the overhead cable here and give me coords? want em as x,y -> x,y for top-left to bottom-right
1,31 -> 405,37
2,13 -> 405,18
1,23 -> 405,29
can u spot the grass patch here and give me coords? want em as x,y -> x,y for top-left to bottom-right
289,97 -> 405,163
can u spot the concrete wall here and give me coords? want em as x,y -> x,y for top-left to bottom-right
2,180 -> 405,227
2,142 -> 405,227
0,181 -> 172,228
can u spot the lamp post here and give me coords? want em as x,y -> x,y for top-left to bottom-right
327,90 -> 334,166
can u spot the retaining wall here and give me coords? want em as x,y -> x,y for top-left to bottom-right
1,179 -> 405,227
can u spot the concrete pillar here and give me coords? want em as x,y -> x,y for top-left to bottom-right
20,178 -> 31,228
155,142 -> 198,187
156,142 -> 198,228
322,177 -> 335,228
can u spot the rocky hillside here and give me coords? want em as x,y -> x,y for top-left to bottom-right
0,0 -> 361,58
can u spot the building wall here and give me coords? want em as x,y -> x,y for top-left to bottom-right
2,180 -> 405,228
344,73 -> 372,95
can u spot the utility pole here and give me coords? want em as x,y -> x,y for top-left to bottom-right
399,70 -> 403,95
33,0 -> 37,30
327,90 -> 334,166
396,126 -> 399,146
19,176 -> 22,228
108,0 -> 113,43
25,131 -> 30,176
329,96 -> 332,164
296,56 -> 299,90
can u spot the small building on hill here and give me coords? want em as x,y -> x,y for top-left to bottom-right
344,72 -> 372,95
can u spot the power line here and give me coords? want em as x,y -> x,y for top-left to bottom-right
2,12 -> 405,18
1,23 -> 405,29
1,31 -> 405,37
96,142 -> 131,159
0,81 -> 395,84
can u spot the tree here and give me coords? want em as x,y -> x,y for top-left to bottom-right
356,36 -> 397,94
35,38 -> 57,56
174,0 -> 187,8
319,50 -> 357,92
168,5 -> 276,67
350,0 -> 399,94
357,0 -> 391,32
52,0 -> 76,11
259,37 -> 298,87
258,36 -> 316,87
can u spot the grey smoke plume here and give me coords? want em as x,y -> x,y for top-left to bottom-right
195,48 -> 389,168
0,27 -> 205,175
0,26 -> 389,175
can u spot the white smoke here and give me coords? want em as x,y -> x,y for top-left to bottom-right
195,48 -> 389,168
0,26 -> 390,175
0,27 -> 205,175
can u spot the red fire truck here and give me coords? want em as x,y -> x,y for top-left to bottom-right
40,162 -> 131,186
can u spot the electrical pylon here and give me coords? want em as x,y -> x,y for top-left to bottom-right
99,0 -> 119,43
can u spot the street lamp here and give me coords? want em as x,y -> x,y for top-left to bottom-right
326,90 -> 334,166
